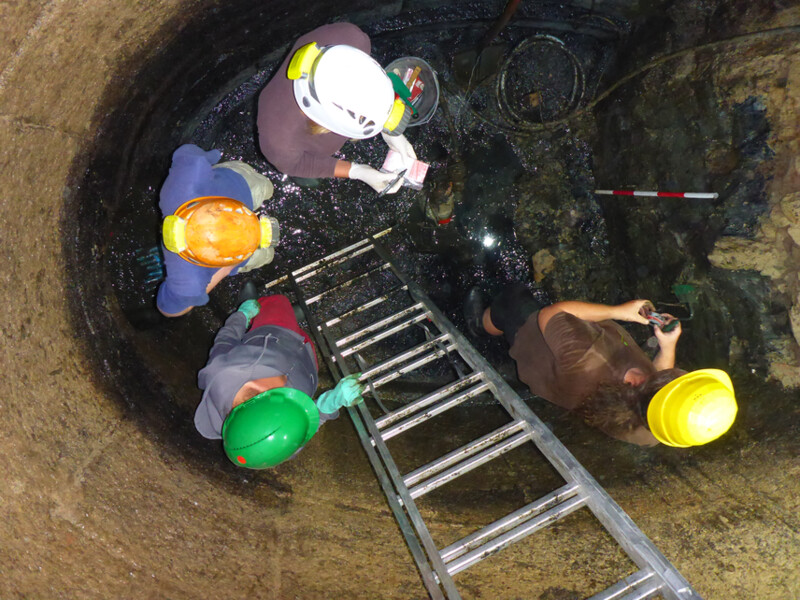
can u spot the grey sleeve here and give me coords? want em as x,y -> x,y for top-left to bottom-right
208,311 -> 249,360
319,409 -> 339,425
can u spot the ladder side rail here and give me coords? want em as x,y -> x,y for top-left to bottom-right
286,273 -> 445,600
368,238 -> 701,600
312,300 -> 463,600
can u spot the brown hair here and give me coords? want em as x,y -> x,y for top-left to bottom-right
306,119 -> 331,135
576,369 -> 686,435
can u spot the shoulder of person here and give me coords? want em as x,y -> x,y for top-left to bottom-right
172,144 -> 220,164
305,22 -> 370,52
542,311 -> 598,340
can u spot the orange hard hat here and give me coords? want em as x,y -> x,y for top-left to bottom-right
162,196 -> 278,267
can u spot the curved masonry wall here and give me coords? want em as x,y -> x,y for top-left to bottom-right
0,2 -> 797,598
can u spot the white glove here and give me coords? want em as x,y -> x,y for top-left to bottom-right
381,132 -> 417,169
349,163 -> 404,195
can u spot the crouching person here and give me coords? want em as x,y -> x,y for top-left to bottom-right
157,144 -> 280,317
195,294 -> 364,468
464,284 -> 738,448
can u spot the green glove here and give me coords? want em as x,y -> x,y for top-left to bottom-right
316,374 -> 365,414
237,299 -> 261,328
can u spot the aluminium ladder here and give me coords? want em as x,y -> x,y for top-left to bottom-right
266,229 -> 702,600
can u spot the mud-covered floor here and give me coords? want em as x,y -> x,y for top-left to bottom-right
2,0 -> 799,598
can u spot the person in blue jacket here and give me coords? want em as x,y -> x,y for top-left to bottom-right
157,144 -> 277,317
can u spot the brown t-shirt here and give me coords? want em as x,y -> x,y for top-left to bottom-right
509,311 -> 659,446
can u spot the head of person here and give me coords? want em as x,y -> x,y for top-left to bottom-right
287,42 -> 412,139
162,196 -> 279,267
221,387 -> 320,469
580,368 -> 738,447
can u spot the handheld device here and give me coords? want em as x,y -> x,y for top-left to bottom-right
646,310 -> 680,333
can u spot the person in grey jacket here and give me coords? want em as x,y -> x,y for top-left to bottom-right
194,294 -> 364,469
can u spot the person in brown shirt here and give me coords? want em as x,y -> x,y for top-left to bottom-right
466,284 -> 686,446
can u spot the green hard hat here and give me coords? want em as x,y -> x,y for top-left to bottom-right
222,387 -> 320,469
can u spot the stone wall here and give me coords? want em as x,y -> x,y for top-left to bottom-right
591,2 -> 800,384
708,32 -> 800,386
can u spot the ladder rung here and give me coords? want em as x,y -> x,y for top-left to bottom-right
441,483 -> 582,563
446,494 -> 588,576
264,229 -> 391,290
376,373 -> 485,430
305,263 -> 391,305
408,429 -> 533,499
371,343 -> 457,389
587,570 -> 660,600
322,284 -> 409,328
404,421 -> 526,487
336,302 -> 425,347
358,334 -> 452,381
379,381 -> 492,441
296,243 -> 378,283
293,228 -> 390,277
340,310 -> 429,357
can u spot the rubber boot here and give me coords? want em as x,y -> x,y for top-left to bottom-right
463,287 -> 489,338
237,280 -> 259,304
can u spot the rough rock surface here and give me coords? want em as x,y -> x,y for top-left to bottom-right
707,35 -> 800,387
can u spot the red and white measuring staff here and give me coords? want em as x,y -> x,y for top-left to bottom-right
594,189 -> 719,199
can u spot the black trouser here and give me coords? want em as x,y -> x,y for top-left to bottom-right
489,284 -> 543,344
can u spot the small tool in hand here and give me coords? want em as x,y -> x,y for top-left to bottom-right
378,169 -> 407,197
644,308 -> 680,332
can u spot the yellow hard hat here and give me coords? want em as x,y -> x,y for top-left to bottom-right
162,196 -> 279,267
646,369 -> 737,447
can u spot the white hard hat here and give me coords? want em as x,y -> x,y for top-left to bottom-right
288,42 -> 409,139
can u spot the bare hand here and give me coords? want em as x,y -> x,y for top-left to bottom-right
615,299 -> 653,324
654,314 -> 682,346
